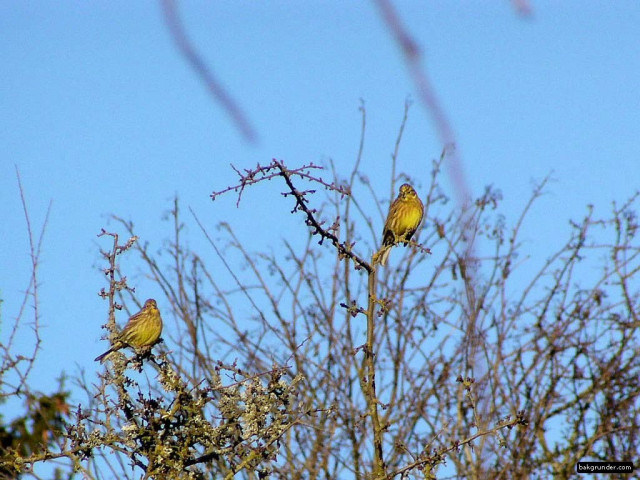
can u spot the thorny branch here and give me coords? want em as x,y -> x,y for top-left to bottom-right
211,158 -> 373,273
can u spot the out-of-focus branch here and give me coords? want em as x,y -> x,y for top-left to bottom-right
511,0 -> 533,17
160,0 -> 257,143
372,0 -> 470,209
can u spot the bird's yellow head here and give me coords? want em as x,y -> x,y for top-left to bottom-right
399,183 -> 417,199
143,299 -> 158,311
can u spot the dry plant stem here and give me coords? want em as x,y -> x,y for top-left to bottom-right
2,169 -> 51,396
388,99 -> 411,202
365,263 -> 387,478
97,229 -> 138,336
97,230 -> 119,331
389,415 -> 526,479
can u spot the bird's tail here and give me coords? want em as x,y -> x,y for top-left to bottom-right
94,348 -> 115,363
377,246 -> 391,267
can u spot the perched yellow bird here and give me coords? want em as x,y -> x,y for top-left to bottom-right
94,299 -> 163,363
378,183 -> 424,266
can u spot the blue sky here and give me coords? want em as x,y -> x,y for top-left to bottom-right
1,0 -> 639,425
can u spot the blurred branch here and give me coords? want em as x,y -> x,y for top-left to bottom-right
160,0 -> 258,143
372,0 -> 470,208
511,0 -> 533,17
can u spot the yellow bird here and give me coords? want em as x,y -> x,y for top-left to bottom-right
95,299 -> 163,363
378,183 -> 424,266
